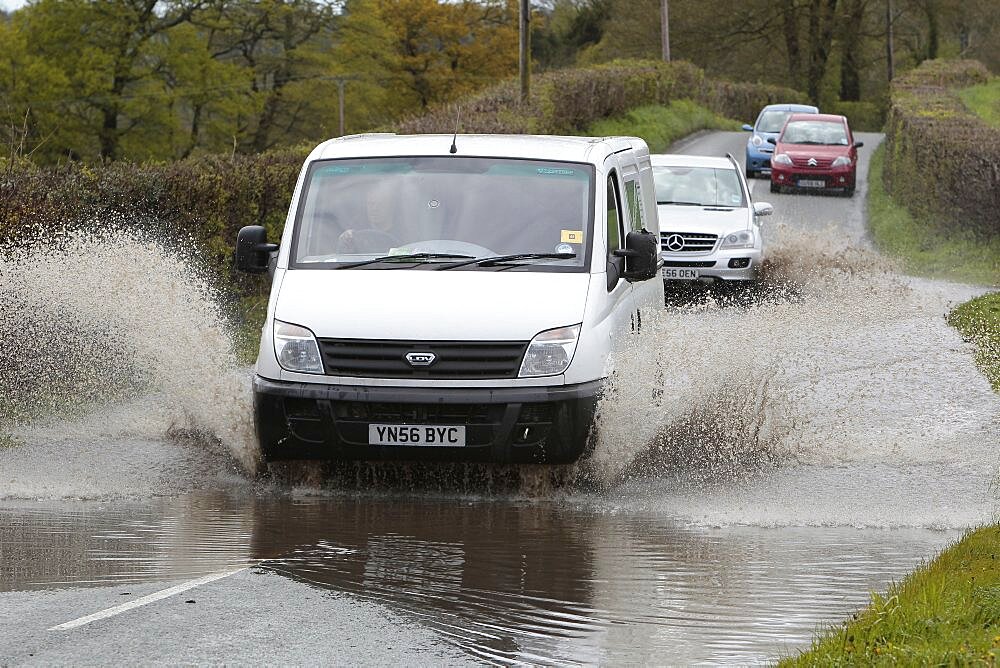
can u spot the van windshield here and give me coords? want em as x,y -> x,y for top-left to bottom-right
291,157 -> 595,271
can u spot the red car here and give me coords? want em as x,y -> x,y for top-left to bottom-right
768,113 -> 863,196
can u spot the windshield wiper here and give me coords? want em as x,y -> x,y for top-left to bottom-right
657,201 -> 702,206
334,252 -> 474,269
437,252 -> 576,270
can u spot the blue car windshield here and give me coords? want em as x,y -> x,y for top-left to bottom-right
756,110 -> 795,133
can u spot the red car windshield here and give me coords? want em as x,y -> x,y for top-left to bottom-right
781,120 -> 849,146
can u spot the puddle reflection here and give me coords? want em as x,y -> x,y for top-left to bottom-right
0,493 -> 954,664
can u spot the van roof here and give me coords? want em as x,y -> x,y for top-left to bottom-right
649,153 -> 736,169
309,133 -> 648,164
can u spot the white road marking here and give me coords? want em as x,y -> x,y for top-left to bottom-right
48,568 -> 247,631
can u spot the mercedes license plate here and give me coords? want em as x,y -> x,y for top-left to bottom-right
798,179 -> 825,188
369,424 -> 466,446
662,267 -> 699,280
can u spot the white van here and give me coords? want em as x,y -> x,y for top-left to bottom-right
235,134 -> 663,464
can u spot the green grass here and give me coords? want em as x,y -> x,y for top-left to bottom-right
781,526 -> 1000,666
585,100 -> 741,152
959,78 -> 1000,128
867,144 -> 1000,286
948,291 -> 1000,392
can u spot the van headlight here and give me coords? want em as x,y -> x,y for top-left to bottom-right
519,324 -> 581,377
719,229 -> 755,250
273,320 -> 324,374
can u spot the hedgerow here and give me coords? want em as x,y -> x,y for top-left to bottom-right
883,59 -> 999,240
396,59 -> 802,134
0,59 -> 805,318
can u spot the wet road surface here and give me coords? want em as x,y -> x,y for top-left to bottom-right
1,131 -> 998,665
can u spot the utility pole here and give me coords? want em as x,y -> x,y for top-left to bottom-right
333,75 -> 359,136
660,0 -> 670,62
886,0 -> 895,81
336,78 -> 347,136
519,0 -> 530,102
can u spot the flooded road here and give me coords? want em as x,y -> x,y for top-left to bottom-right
0,493 -> 961,664
1,132 -> 998,665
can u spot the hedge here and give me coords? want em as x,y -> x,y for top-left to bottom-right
883,59 -> 1000,240
396,59 -> 803,135
1,60 -> 805,307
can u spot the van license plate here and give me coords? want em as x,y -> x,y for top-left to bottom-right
798,179 -> 825,188
368,424 -> 466,446
662,267 -> 699,280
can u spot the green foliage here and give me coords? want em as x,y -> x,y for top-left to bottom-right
959,78 -> 1000,129
867,144 -> 1000,286
948,293 -> 1000,391
782,525 -> 1000,665
883,59 -> 1000,241
0,0 -> 520,164
586,101 -> 739,152
824,99 -> 887,132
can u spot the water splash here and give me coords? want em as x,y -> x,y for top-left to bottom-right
0,227 -> 259,474
582,226 -> 1000,527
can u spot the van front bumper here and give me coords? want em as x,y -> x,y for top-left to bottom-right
252,376 -> 602,464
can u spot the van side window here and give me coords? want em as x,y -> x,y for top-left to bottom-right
624,179 -> 645,232
606,174 -> 623,252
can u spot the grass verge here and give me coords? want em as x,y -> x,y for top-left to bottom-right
867,144 -> 1000,286
948,291 -> 1000,391
781,526 -> 1000,665
584,100 -> 740,152
959,78 -> 1000,128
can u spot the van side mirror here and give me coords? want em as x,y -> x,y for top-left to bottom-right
614,230 -> 659,282
766,137 -> 777,145
742,124 -> 754,132
235,225 -> 278,274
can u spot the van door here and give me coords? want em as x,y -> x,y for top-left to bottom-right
622,157 -> 663,313
604,157 -> 636,335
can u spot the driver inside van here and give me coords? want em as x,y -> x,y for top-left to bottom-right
335,179 -> 400,254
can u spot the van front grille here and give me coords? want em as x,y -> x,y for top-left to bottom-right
316,339 -> 529,379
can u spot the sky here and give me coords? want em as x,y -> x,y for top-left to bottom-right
0,0 -> 26,11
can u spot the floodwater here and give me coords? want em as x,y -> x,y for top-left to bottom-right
1,132 -> 998,664
0,494 -> 965,664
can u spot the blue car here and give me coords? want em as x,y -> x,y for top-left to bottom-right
742,103 -> 819,178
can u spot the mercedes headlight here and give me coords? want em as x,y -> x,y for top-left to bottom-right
719,229 -> 755,250
273,320 -> 324,374
831,156 -> 853,167
751,135 -> 763,147
519,324 -> 581,377
772,153 -> 793,165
